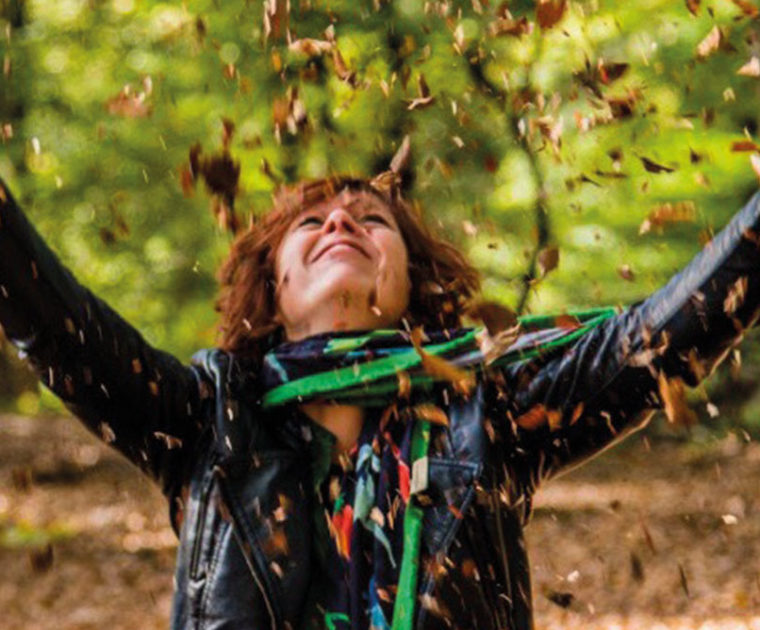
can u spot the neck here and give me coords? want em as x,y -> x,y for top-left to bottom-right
301,401 -> 364,460
283,290 -> 388,341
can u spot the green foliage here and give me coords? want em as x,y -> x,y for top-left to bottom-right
2,0 -> 760,426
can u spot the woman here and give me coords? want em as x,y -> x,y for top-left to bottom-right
0,171 -> 758,630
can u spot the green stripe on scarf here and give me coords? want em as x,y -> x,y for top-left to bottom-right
391,418 -> 430,630
262,307 -> 618,409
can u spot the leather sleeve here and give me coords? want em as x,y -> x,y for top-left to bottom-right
494,191 -> 760,491
0,179 -> 210,497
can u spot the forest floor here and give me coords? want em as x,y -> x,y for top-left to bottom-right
0,413 -> 759,630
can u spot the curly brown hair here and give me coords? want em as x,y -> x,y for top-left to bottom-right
216,175 -> 481,360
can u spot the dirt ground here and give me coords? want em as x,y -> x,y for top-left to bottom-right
0,413 -> 758,630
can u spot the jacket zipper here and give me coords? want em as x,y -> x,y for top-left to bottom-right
188,473 -> 214,579
213,467 -> 283,630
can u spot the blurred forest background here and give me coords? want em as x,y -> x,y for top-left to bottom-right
1,0 -> 760,628
3,0 -> 760,427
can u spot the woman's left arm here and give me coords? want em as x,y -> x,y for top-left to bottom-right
496,190 -> 760,486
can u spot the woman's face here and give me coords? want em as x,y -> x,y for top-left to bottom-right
274,189 -> 411,340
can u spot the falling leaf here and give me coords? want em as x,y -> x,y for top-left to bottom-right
263,0 -> 289,42
515,404 -> 561,431
406,73 -> 435,110
731,0 -> 760,18
536,0 -> 567,29
332,48 -> 356,85
154,431 -> 183,450
697,26 -> 722,58
724,276 -> 748,314
538,246 -> 559,276
619,264 -> 635,281
658,373 -> 697,426
461,220 -> 478,236
750,153 -> 760,180
489,16 -> 532,37
468,301 -> 518,335
738,56 -> 760,77
685,0 -> 701,16
288,38 -> 333,57
106,85 -> 152,118
390,134 -> 412,175
640,156 -> 676,174
731,140 -> 760,152
555,314 -> 581,329
410,327 -> 474,393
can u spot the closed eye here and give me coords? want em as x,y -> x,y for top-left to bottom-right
362,214 -> 390,226
298,215 -> 323,227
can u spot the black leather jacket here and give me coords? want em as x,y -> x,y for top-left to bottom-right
2,179 -> 760,630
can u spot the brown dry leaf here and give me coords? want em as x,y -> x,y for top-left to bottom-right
640,156 -> 676,174
515,404 -> 549,430
261,528 -> 289,556
598,60 -> 630,84
696,25 -> 722,59
187,142 -> 241,234
657,372 -> 697,427
332,48 -> 356,85
289,38 -> 333,57
618,264 -> 635,281
731,140 -> 760,152
263,0 -> 289,42
489,16 -> 532,38
468,301 -> 518,335
685,0 -> 701,16
390,134 -> 412,175
738,56 -> 760,77
410,328 -> 474,393
397,370 -> 411,399
570,402 -> 584,425
407,74 -> 435,111
724,276 -> 748,315
555,314 -> 581,329
639,201 -> 696,234
106,85 -> 151,118
179,165 -> 195,198
732,0 -> 760,18
536,0 -> 567,29
538,246 -> 559,277
413,403 -> 449,426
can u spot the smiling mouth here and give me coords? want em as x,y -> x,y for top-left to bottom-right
314,241 -> 369,261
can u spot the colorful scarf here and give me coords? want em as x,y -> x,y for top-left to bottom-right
259,308 -> 617,630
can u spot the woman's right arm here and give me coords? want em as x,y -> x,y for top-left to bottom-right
0,179 -> 210,498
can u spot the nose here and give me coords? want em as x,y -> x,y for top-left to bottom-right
323,207 -> 359,234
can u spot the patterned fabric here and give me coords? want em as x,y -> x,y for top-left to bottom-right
308,406 -> 426,630
261,308 -> 617,409
264,309 -> 617,629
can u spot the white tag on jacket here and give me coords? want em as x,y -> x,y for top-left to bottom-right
410,456 -> 429,495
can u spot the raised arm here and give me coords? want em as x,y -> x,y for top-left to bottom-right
494,191 -> 760,491
0,179 -> 209,498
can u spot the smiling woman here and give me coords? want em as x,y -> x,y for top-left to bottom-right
215,176 -> 480,360
2,170 -> 760,630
